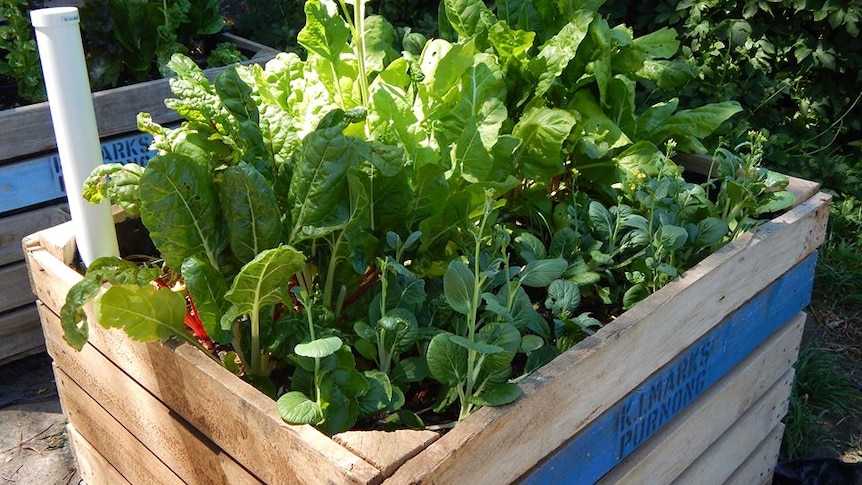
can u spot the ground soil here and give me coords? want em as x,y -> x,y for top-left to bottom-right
0,352 -> 79,485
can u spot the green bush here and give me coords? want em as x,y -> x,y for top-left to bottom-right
603,0 -> 862,196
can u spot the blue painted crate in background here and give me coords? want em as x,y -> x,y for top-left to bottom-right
0,131 -> 155,214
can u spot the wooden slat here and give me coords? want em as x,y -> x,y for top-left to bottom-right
672,370 -> 794,484
0,204 -> 69,266
335,430 -> 441,477
41,306 -> 262,485
0,262 -> 36,311
0,304 -> 43,365
35,302 -> 384,484
724,424 -> 785,485
518,261 -> 813,485
597,313 -> 805,484
67,424 -> 132,485
385,192 -> 830,484
53,366 -> 185,485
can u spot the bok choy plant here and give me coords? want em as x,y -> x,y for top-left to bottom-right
63,0 -> 795,434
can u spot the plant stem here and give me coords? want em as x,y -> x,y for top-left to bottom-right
250,302 -> 261,374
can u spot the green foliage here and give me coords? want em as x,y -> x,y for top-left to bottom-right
603,0 -> 862,198
80,0 -> 225,89
64,0 -> 793,434
816,195 -> 862,310
783,343 -> 862,459
0,0 -> 45,102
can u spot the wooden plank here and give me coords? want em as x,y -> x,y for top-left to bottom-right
0,50 -> 276,163
335,430 -> 441,477
42,309 -> 263,485
0,262 -> 36,311
0,305 -> 43,365
53,366 -> 185,485
66,424 -> 132,485
724,423 -> 785,485
597,313 -> 805,484
518,263 -> 812,485
385,192 -> 829,484
672,370 -> 794,484
0,204 -> 69,265
36,302 -> 384,485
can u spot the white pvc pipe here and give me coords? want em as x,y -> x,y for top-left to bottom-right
31,7 -> 119,266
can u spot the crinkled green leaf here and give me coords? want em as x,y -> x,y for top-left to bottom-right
358,370 -> 395,417
545,279 -> 582,316
570,89 -> 632,159
94,284 -> 187,342
520,334 -> 545,353
288,119 -> 356,243
654,225 -> 689,252
649,102 -> 743,149
488,20 -> 536,66
139,152 -> 225,271
218,162 -> 283,264
512,106 -> 577,181
181,256 -> 232,344
443,0 -> 497,39
694,217 -> 729,247
164,54 -> 226,125
636,59 -> 695,90
224,245 -> 306,315
362,15 -> 399,74
82,163 -> 143,216
755,191 -> 796,215
298,0 -> 350,63
319,367 -> 366,434
529,11 -> 594,98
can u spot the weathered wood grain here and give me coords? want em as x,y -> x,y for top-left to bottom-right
0,305 -> 43,365
724,424 -> 785,485
597,313 -> 804,484
672,370 -> 794,484
37,301 -> 385,485
0,263 -> 35,310
67,424 -> 132,485
42,307 -> 263,484
54,366 -> 185,485
0,204 -> 69,266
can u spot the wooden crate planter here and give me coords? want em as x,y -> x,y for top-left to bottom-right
0,33 -> 277,363
24,175 -> 830,484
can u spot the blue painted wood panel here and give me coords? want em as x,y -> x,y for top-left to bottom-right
519,253 -> 817,485
0,131 -> 155,214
